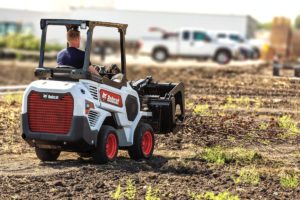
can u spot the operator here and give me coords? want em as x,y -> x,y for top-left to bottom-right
57,28 -> 98,74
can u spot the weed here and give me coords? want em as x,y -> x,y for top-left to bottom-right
278,115 -> 300,137
3,93 -> 23,105
223,96 -> 257,110
202,146 -> 227,164
145,186 -> 160,200
194,104 -> 212,116
229,148 -> 262,164
232,166 -> 260,185
223,96 -> 237,109
200,146 -> 261,165
111,183 -> 122,200
186,101 -> 195,109
189,190 -> 240,200
125,179 -> 136,200
259,122 -> 269,130
254,97 -> 261,109
236,96 -> 250,109
280,172 -> 299,189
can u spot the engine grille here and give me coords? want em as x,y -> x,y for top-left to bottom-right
88,85 -> 98,100
88,110 -> 100,127
28,91 -> 74,134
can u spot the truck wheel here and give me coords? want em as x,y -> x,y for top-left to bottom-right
152,48 -> 168,62
128,123 -> 155,160
35,148 -> 61,161
93,125 -> 118,164
214,50 -> 231,64
252,48 -> 260,60
238,49 -> 249,60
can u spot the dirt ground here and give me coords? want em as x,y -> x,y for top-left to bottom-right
0,60 -> 299,199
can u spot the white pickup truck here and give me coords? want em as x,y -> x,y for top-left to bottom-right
139,27 -> 239,64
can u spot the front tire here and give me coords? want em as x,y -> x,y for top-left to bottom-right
128,123 -> 155,160
152,48 -> 168,62
214,50 -> 231,64
35,148 -> 61,161
93,125 -> 118,164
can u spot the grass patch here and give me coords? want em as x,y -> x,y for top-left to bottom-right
189,190 -> 240,200
232,166 -> 260,185
280,172 -> 299,189
223,96 -> 260,110
278,115 -> 300,137
2,93 -> 23,105
200,146 -> 262,165
194,104 -> 212,116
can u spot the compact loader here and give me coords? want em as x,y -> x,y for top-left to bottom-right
21,19 -> 185,164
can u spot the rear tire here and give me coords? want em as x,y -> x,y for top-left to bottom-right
152,48 -> 168,62
35,148 -> 60,161
93,125 -> 118,164
238,49 -> 249,60
214,50 -> 231,64
252,48 -> 260,60
128,123 -> 155,160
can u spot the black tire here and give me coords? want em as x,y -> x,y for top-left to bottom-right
214,50 -> 231,64
252,48 -> 260,60
92,125 -> 118,164
152,48 -> 168,62
128,123 -> 155,160
35,148 -> 61,161
238,49 -> 249,60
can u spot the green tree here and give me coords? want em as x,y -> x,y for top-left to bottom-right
295,15 -> 300,29
257,22 -> 272,30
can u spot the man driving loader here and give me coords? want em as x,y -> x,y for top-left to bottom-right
57,28 -> 98,74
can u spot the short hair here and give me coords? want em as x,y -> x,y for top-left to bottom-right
67,29 -> 80,42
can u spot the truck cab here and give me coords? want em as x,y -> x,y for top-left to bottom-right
140,27 -> 238,64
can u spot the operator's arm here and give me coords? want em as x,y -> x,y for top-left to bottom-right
88,65 -> 99,74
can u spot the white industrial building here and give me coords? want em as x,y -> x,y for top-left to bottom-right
0,7 -> 257,43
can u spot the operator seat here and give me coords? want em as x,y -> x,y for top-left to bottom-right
111,73 -> 124,83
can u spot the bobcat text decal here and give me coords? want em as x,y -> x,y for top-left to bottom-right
100,89 -> 123,107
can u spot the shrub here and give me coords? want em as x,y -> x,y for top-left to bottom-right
1,33 -> 62,52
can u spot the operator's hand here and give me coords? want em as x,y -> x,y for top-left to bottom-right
88,65 -> 99,75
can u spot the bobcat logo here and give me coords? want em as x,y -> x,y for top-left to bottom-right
100,89 -> 122,107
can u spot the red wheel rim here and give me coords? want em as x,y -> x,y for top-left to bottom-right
142,131 -> 153,156
106,133 -> 117,160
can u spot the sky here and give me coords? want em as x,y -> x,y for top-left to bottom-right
0,0 -> 299,23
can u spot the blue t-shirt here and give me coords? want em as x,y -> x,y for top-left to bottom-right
57,47 -> 85,69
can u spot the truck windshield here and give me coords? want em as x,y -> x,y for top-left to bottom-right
229,34 -> 243,42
